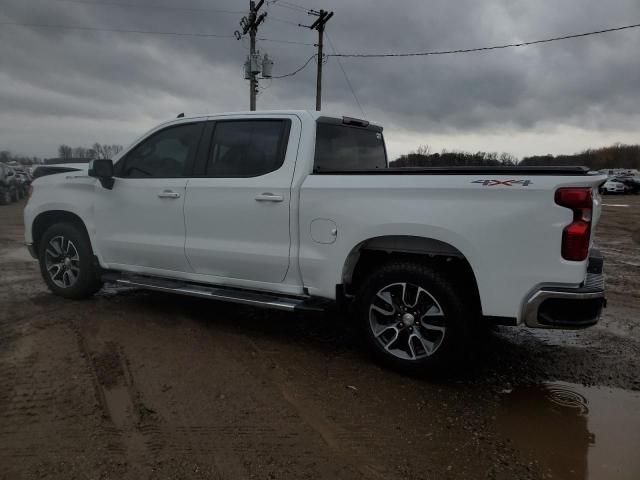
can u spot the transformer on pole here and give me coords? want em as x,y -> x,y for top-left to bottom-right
234,1 -> 267,111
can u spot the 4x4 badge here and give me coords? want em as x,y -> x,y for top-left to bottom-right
472,179 -> 533,186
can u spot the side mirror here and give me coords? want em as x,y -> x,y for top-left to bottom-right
88,159 -> 115,190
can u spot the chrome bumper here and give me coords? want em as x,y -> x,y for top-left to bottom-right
523,273 -> 605,329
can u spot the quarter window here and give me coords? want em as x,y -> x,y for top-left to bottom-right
314,123 -> 387,171
206,120 -> 290,177
119,123 -> 202,178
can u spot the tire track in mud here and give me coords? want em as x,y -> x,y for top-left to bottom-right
0,317 -> 116,475
104,300 -> 364,479
70,318 -> 155,467
70,305 -> 239,478
214,328 -> 391,480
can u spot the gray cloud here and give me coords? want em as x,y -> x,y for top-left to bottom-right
0,0 -> 639,158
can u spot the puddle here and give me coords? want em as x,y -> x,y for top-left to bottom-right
497,382 -> 640,480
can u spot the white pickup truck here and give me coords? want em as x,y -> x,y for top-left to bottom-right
24,110 -> 607,373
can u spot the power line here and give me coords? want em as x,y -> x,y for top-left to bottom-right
0,21 -> 234,38
51,0 -> 245,15
279,0 -> 310,12
271,54 -> 316,78
326,32 -> 364,116
268,16 -> 302,27
258,38 -> 314,46
0,21 -> 314,44
267,0 -> 308,14
329,22 -> 640,58
52,0 -> 302,25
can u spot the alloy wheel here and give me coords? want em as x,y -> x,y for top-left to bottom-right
44,235 -> 80,288
369,282 -> 446,360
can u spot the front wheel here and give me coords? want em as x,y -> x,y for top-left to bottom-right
38,223 -> 103,299
357,262 -> 475,374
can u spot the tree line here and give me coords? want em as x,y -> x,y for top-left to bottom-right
391,143 -> 640,170
519,143 -> 640,170
0,142 -> 124,166
56,143 -> 124,162
391,145 -> 517,167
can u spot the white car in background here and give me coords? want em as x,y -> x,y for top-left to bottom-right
601,179 -> 627,194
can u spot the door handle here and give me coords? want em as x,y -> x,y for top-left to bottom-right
255,193 -> 284,202
158,190 -> 181,199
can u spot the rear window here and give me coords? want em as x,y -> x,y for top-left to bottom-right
314,123 -> 387,172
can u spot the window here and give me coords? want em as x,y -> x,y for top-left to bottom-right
119,123 -> 202,178
314,123 -> 387,171
206,120 -> 290,177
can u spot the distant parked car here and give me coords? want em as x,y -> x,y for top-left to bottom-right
616,175 -> 640,194
14,172 -> 30,198
14,167 -> 32,183
600,179 -> 627,194
0,164 -> 18,204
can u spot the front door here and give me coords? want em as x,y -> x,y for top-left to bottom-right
184,116 -> 298,284
94,121 -> 204,273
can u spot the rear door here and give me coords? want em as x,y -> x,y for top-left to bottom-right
184,115 -> 299,283
94,121 -> 204,272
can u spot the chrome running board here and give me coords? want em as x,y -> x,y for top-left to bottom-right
101,273 -> 328,312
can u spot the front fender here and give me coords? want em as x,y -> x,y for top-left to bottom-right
24,175 -> 97,251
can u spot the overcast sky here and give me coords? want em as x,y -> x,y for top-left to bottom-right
1,0 -> 639,160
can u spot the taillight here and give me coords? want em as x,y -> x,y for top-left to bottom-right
555,187 -> 593,261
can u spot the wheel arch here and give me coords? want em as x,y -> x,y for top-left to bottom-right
342,235 -> 482,315
32,210 -> 91,255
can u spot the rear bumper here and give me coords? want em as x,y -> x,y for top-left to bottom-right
522,251 -> 606,329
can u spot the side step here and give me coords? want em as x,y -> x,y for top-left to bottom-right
101,273 -> 329,313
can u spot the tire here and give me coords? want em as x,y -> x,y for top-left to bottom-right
357,261 -> 475,375
38,223 -> 103,299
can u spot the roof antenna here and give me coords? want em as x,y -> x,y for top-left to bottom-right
177,113 -> 184,118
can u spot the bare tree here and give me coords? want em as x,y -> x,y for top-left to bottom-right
73,147 -> 88,159
58,145 -> 73,159
414,144 -> 432,156
499,152 -> 517,165
92,143 -> 123,160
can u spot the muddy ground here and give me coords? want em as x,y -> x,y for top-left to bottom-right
0,196 -> 639,480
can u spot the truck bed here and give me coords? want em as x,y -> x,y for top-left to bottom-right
314,166 -> 591,175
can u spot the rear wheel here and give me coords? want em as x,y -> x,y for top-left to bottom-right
38,223 -> 103,299
357,262 -> 474,374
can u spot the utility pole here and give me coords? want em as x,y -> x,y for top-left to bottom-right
305,9 -> 333,111
235,0 -> 267,110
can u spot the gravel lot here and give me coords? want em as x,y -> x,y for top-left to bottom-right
1,196 -> 639,480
